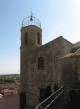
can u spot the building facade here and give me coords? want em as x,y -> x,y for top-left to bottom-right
20,15 -> 80,109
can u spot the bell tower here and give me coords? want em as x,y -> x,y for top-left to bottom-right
20,14 -> 42,109
21,14 -> 42,51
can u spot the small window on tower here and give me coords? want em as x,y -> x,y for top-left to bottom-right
38,57 -> 44,70
37,32 -> 41,45
25,32 -> 28,44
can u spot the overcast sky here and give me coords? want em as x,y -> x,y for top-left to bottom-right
0,0 -> 80,74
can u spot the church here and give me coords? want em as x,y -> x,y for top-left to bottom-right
20,15 -> 80,109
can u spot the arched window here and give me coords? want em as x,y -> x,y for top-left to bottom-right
25,32 -> 28,44
38,57 -> 44,69
37,32 -> 41,45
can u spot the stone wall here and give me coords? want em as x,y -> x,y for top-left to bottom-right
61,55 -> 80,103
20,24 -> 73,109
24,36 -> 73,108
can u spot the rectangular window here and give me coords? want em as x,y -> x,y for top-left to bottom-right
25,32 -> 28,44
38,57 -> 44,69
37,32 -> 41,45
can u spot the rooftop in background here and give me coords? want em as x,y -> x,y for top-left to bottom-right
22,14 -> 41,28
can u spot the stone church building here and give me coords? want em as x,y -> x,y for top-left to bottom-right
20,15 -> 80,109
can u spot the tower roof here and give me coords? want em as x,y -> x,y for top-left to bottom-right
22,14 -> 41,28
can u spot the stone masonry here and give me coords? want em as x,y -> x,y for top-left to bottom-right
20,15 -> 80,109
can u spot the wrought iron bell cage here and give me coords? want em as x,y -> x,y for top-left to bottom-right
22,15 -> 41,28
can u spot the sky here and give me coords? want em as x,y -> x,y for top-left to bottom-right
0,0 -> 80,74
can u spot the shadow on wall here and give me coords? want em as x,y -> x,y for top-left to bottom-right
69,90 -> 80,109
20,92 -> 26,109
39,85 -> 52,102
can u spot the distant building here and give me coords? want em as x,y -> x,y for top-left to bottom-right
20,15 -> 80,109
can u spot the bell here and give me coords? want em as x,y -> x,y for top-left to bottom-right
30,15 -> 33,21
